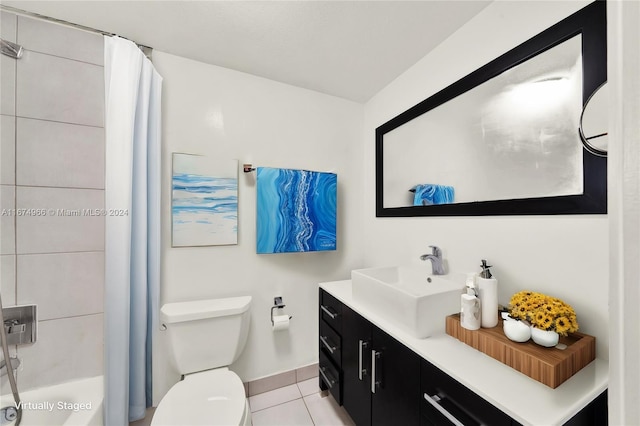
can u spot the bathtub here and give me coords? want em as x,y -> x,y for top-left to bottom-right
0,376 -> 103,426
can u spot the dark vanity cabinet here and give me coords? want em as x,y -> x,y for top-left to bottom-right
342,303 -> 421,426
319,288 -> 421,426
421,357 -> 608,426
318,289 -> 343,404
319,288 -> 606,426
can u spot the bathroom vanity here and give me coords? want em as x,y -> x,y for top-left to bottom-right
318,281 -> 608,426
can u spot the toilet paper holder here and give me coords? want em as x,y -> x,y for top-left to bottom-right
271,297 -> 292,326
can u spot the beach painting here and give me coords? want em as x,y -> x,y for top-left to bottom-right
172,154 -> 238,247
257,167 -> 337,254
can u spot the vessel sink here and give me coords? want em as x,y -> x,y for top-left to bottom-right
351,265 -> 465,338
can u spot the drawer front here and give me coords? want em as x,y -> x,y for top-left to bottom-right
320,289 -> 342,333
421,392 -> 483,426
421,360 -> 513,426
320,318 -> 342,367
319,349 -> 342,404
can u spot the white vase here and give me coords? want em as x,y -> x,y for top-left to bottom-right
530,326 -> 559,347
503,319 -> 531,342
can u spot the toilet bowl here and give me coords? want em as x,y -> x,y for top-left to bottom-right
151,296 -> 252,426
152,368 -> 250,426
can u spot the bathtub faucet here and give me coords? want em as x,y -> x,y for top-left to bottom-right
420,245 -> 445,275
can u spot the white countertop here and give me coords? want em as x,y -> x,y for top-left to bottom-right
320,280 -> 608,426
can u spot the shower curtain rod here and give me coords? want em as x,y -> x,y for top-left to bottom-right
0,4 -> 153,59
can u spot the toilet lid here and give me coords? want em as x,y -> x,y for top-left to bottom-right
152,369 -> 247,426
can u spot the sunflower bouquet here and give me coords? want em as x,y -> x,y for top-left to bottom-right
508,291 -> 579,337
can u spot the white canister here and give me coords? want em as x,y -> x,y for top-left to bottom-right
477,276 -> 498,328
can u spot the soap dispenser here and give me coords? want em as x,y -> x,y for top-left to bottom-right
477,260 -> 498,328
460,273 -> 481,331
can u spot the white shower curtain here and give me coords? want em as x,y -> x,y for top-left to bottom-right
104,36 -> 162,425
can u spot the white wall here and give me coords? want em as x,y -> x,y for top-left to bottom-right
363,0 -> 610,359
152,52 -> 364,402
608,1 -> 640,423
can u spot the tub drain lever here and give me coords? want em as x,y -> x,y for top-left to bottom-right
0,406 -> 18,426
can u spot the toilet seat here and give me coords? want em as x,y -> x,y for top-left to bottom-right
151,368 -> 250,426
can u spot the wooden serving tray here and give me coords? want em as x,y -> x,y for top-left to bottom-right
445,314 -> 595,388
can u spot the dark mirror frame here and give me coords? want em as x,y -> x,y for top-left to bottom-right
376,1 -> 606,217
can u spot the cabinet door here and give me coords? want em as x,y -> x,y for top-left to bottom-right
371,325 -> 420,426
342,305 -> 372,426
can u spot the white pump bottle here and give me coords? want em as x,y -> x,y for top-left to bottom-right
460,273 -> 481,330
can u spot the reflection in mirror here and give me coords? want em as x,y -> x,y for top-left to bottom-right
383,36 -> 583,208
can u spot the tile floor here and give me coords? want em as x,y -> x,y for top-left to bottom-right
249,377 -> 354,426
130,377 -> 355,426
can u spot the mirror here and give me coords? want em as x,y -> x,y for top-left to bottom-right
376,1 -> 606,217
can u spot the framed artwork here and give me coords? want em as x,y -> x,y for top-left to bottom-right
172,154 -> 238,247
257,167 -> 337,254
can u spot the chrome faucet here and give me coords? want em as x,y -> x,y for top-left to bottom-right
420,245 -> 445,275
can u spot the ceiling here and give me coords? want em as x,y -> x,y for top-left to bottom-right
3,1 -> 491,102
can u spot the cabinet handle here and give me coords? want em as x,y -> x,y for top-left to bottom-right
423,393 -> 465,426
358,340 -> 369,380
320,305 -> 338,319
319,366 -> 335,389
371,350 -> 381,393
320,335 -> 336,354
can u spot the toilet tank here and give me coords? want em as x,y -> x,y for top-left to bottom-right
161,296 -> 251,375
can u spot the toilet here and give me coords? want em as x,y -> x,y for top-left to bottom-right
151,296 -> 252,426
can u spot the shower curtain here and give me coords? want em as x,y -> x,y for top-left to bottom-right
104,36 -> 162,424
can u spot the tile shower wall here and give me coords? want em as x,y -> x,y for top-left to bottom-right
0,12 -> 104,393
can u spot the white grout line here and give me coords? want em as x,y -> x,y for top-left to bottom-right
250,394 -> 308,414
248,378 -> 328,425
301,391 -> 317,426
248,384 -> 304,414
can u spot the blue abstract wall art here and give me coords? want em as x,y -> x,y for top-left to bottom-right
257,167 -> 337,254
172,154 -> 238,247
